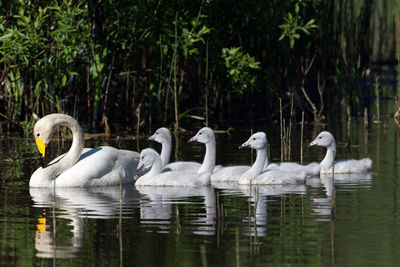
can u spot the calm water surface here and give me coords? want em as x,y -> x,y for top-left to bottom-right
1,117 -> 400,266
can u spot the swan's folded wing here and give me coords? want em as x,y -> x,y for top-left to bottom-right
211,166 -> 250,182
164,161 -> 201,173
57,146 -> 138,186
266,162 -> 320,177
334,158 -> 372,173
253,169 -> 306,185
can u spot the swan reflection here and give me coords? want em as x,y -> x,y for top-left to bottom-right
30,186 -> 140,258
136,186 -> 216,235
310,172 -> 372,219
239,184 -> 307,237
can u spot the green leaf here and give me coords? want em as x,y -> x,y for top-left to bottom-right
0,32 -> 12,41
61,75 -> 67,86
187,115 -> 204,120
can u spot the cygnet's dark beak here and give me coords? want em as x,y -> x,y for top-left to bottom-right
137,161 -> 144,170
308,140 -> 317,147
239,142 -> 250,149
188,136 -> 197,143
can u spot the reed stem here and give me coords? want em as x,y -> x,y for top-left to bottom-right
300,111 -> 304,164
288,89 -> 294,161
205,40 -> 209,126
375,76 -> 380,123
173,13 -> 179,133
279,98 -> 283,161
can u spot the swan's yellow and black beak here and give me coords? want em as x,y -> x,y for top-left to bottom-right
35,137 -> 46,168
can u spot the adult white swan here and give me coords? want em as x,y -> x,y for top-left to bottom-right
211,132 -> 317,182
135,127 -> 216,186
29,113 -> 139,187
237,132 -> 307,185
309,131 -> 372,174
148,127 -> 222,172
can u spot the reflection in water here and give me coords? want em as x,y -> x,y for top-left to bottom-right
308,172 -> 372,265
310,173 -> 372,219
239,184 -> 307,238
34,207 -> 83,259
30,186 -> 141,258
136,186 -> 216,235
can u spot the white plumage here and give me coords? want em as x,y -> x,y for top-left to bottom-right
237,132 -> 307,185
136,127 -> 216,186
212,131 -> 314,183
309,131 -> 372,174
148,127 -> 222,172
29,114 -> 139,187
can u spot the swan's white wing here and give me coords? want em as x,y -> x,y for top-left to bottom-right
266,162 -> 320,177
211,166 -> 250,182
249,169 -> 307,185
332,158 -> 372,173
55,146 -> 139,187
165,161 -> 223,174
136,171 -> 210,187
164,161 -> 201,172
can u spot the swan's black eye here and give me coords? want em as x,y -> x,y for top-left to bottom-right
37,133 -> 40,137
318,136 -> 322,139
199,132 -> 202,135
252,138 -> 256,141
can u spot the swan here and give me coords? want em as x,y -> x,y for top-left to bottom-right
148,127 -> 222,172
211,131 -> 315,183
29,113 -> 139,187
148,127 -> 204,171
309,131 -> 372,174
135,127 -> 216,186
237,132 -> 307,185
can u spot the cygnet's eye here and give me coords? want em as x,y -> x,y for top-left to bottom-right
199,132 -> 202,135
318,136 -> 322,139
252,137 -> 256,141
156,132 -> 159,135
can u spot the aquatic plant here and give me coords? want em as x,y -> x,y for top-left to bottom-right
0,0 -> 396,136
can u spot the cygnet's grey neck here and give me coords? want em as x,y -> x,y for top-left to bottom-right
148,155 -> 163,177
262,146 -> 269,170
198,138 -> 216,174
320,139 -> 336,172
160,139 -> 172,168
248,145 -> 267,177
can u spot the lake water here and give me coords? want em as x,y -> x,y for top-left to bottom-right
1,112 -> 400,266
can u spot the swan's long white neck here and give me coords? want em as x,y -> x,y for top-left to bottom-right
50,115 -> 84,179
31,115 -> 84,186
247,145 -> 267,178
198,137 -> 216,175
320,139 -> 336,172
148,154 -> 163,178
160,139 -> 171,168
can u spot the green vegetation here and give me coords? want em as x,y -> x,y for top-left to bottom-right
0,0 -> 398,135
